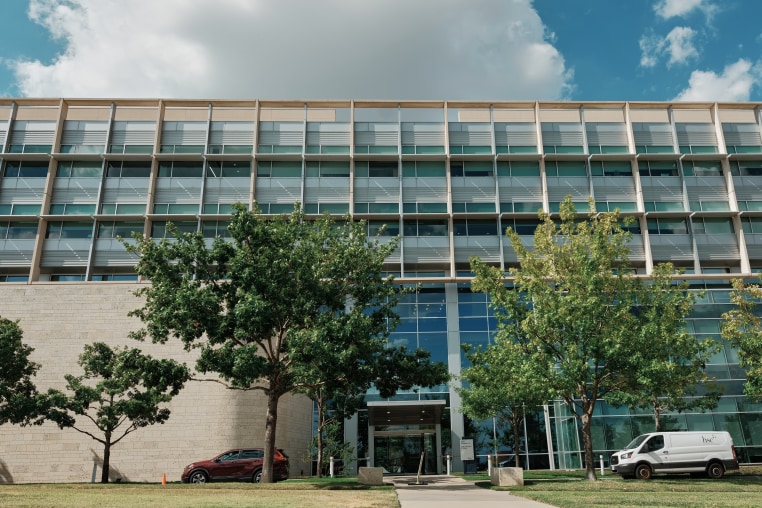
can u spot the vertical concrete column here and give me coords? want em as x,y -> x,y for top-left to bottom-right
445,282 -> 465,472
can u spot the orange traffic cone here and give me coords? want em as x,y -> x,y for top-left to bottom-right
162,473 -> 167,485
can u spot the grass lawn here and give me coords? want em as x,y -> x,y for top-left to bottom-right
0,479 -> 399,508
475,466 -> 762,508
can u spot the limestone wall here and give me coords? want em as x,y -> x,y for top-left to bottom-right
0,283 -> 313,484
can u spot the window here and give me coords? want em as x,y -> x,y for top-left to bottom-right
355,161 -> 398,178
0,204 -> 41,216
729,160 -> 762,176
256,161 -> 301,178
45,221 -> 93,239
97,221 -> 144,239
106,161 -> 152,178
639,160 -> 678,177
150,221 -> 198,238
450,161 -> 493,177
2,161 -> 48,178
692,217 -> 734,235
503,219 -> 541,235
158,161 -> 203,178
56,160 -> 102,178
402,161 -> 446,178
91,273 -> 139,281
453,219 -> 498,236
496,160 -> 540,177
590,161 -> 632,176
402,202 -> 447,214
206,161 -> 251,178
100,203 -> 146,215
541,122 -> 584,154
305,160 -> 350,177
354,203 -> 399,214
367,220 -> 400,237
49,203 -> 97,215
0,221 -> 37,239
201,221 -> 232,238
403,220 -> 448,236
683,160 -> 722,176
545,160 -> 586,177
647,218 -> 688,235
741,217 -> 762,234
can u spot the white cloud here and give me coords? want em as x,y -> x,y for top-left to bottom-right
9,0 -> 572,100
654,0 -> 718,20
674,59 -> 760,101
639,27 -> 698,68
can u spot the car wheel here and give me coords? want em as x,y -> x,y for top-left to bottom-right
189,470 -> 208,484
707,462 -> 724,479
252,469 -> 262,483
635,464 -> 652,480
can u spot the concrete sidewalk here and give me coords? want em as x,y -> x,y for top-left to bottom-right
391,475 -> 557,508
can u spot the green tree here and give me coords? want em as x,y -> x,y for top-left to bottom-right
125,204 -> 437,482
0,317 -> 45,426
721,277 -> 762,401
300,345 -> 448,477
46,343 -> 190,483
459,339 -> 551,468
471,197 -> 640,481
607,263 -> 722,431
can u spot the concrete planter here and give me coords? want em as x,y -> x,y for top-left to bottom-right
358,467 -> 384,485
490,467 -> 524,486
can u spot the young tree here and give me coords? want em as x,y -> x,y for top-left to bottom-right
125,204 -> 435,482
471,197 -> 641,480
607,263 -> 722,430
0,317 -> 45,426
459,338 -> 551,468
45,342 -> 190,483
721,277 -> 762,401
299,345 -> 448,477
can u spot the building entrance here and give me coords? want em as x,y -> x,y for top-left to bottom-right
366,400 -> 445,475
374,431 -> 437,474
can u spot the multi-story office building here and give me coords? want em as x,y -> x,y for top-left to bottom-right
0,98 -> 760,482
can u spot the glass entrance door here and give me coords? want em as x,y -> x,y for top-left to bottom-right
374,432 -> 437,474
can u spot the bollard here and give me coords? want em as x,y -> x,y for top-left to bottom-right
446,454 -> 451,476
599,455 -> 604,475
329,456 -> 335,478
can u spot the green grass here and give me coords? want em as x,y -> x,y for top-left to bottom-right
481,466 -> 762,508
0,481 -> 399,508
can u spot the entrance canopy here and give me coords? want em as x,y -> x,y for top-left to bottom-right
367,400 -> 446,427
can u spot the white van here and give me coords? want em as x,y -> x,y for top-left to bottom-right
610,431 -> 739,479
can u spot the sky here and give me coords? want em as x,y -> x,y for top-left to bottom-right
0,0 -> 761,102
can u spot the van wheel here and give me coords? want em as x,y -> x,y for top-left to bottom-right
707,462 -> 724,479
635,464 -> 652,480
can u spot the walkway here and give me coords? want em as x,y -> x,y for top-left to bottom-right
392,475 -> 557,508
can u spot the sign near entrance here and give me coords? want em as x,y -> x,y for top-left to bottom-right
460,439 -> 475,461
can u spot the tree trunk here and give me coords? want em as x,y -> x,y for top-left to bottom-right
512,415 -> 522,468
262,388 -> 280,483
580,411 -> 597,481
653,397 -> 662,431
101,434 -> 111,483
316,396 -> 324,478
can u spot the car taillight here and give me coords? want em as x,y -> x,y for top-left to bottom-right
732,445 -> 737,461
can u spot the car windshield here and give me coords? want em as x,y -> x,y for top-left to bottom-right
624,434 -> 650,450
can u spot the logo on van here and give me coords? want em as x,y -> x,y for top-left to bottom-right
702,435 -> 718,444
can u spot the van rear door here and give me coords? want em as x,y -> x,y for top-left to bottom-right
641,434 -> 669,471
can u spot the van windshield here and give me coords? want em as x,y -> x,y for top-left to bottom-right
624,434 -> 650,450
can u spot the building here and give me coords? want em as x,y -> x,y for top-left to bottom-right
0,98 -> 760,483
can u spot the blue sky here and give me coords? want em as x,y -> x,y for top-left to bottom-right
0,0 -> 760,101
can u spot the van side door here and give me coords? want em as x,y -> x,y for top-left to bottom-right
641,435 -> 669,471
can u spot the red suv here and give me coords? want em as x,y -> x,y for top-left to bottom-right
181,448 -> 289,484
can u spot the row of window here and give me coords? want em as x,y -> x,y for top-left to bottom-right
3,159 -> 760,179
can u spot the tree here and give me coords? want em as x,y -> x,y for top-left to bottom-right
721,277 -> 762,401
45,342 -> 190,483
471,197 -> 641,481
125,204 -> 438,482
0,317 -> 45,426
459,338 -> 551,468
299,345 -> 448,477
607,263 -> 722,431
